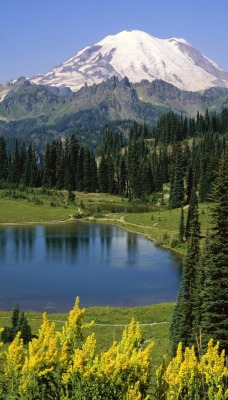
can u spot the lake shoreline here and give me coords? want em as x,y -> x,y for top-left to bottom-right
0,221 -> 181,311
0,217 -> 185,257
0,215 -> 186,257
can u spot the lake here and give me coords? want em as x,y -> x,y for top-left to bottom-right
0,222 -> 182,312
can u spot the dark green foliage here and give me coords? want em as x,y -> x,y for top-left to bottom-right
200,151 -> 228,352
67,190 -> 76,205
22,144 -> 38,187
118,156 -> 127,196
1,326 -> 14,343
82,147 -> 92,192
76,147 -> 84,192
1,304 -> 33,344
185,166 -> 193,205
170,190 -> 201,353
198,133 -> 221,202
171,152 -> 228,354
98,155 -> 108,193
89,152 -> 98,193
0,136 -> 8,181
185,185 -> 200,239
11,303 -> 20,331
179,206 -> 185,243
68,135 -> 79,190
8,140 -> 22,185
18,311 -> 33,343
169,143 -> 185,209
42,143 -> 52,188
55,140 -> 65,190
0,106 -> 227,200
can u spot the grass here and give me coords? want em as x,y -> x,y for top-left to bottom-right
84,202 -> 212,255
0,188 -> 212,256
0,302 -> 175,385
0,189 -> 78,223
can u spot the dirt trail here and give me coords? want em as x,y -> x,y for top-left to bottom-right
0,316 -> 169,327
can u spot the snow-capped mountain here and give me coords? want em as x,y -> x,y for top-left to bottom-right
31,30 -> 228,92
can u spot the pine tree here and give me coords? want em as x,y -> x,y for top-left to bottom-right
118,156 -> 127,196
22,144 -> 38,187
179,206 -> 185,243
127,138 -> 141,199
200,151 -> 228,352
1,304 -> 33,344
186,166 -> 194,205
89,153 -> 98,193
0,136 -> 8,181
76,147 -> 84,192
68,135 -> 79,190
42,143 -> 52,188
107,154 -> 116,194
169,143 -> 185,209
18,311 -> 32,343
98,155 -> 108,193
56,141 -> 65,190
11,303 -> 20,332
170,191 -> 200,353
8,140 -> 22,185
185,185 -> 199,239
83,147 -> 92,192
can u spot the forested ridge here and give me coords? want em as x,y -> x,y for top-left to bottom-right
0,108 -> 227,205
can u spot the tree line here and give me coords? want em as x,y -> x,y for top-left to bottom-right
0,108 -> 227,206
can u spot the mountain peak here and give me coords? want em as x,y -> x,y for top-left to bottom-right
30,30 -> 228,93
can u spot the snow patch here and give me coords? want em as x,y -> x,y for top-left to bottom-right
30,29 -> 228,92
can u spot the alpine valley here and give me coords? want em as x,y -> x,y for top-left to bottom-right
0,30 -> 228,145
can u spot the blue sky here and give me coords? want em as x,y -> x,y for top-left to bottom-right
0,0 -> 227,83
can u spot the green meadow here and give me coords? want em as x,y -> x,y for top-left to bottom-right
0,188 -> 212,255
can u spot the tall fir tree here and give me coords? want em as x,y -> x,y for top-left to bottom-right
179,206 -> 185,243
68,135 -> 79,190
0,136 -> 8,181
8,140 -> 22,185
98,155 -> 108,193
76,147 -> 84,192
89,152 -> 98,193
42,143 -> 52,188
170,189 -> 201,353
83,147 -> 92,192
185,185 -> 199,239
169,143 -> 185,209
200,151 -> 228,352
55,140 -> 65,190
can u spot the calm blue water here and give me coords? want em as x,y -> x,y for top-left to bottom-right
0,223 -> 182,312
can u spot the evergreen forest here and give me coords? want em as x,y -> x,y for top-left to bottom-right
0,107 -> 228,398
0,108 -> 227,206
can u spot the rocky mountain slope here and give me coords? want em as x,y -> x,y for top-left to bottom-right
1,76 -> 228,126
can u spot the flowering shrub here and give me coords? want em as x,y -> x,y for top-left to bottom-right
0,299 -> 227,399
156,339 -> 228,399
0,298 -> 152,399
